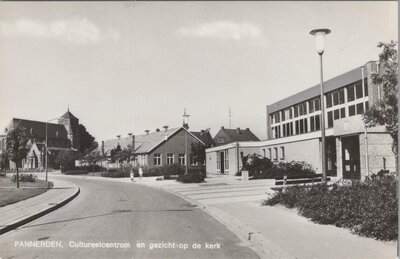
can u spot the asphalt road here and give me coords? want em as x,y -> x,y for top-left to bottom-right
0,175 -> 259,259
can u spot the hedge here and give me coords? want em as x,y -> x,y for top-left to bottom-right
101,164 -> 186,179
242,154 -> 315,179
262,171 -> 397,241
63,169 -> 89,175
11,173 -> 37,182
177,170 -> 206,183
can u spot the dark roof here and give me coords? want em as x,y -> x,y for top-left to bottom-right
60,111 -> 78,120
219,128 -> 260,142
191,130 -> 214,147
10,118 -> 68,140
103,127 -> 207,155
267,64 -> 368,114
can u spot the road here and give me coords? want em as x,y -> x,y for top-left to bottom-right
0,175 -> 259,259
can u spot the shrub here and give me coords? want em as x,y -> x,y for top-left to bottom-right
177,171 -> 206,183
11,173 -> 37,182
63,169 -> 88,175
243,154 -> 274,177
262,172 -> 397,241
112,164 -> 185,179
101,170 -> 130,178
250,160 -> 315,179
0,170 -> 6,177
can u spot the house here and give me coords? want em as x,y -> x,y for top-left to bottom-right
213,127 -> 259,146
102,126 -> 213,169
206,61 -> 395,179
0,110 -> 90,170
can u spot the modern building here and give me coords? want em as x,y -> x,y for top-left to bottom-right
102,126 -> 213,169
0,110 -> 84,170
206,61 -> 395,179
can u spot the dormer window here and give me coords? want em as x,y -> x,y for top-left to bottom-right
30,128 -> 33,135
56,131 -> 59,138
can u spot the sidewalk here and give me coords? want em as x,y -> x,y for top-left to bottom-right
134,174 -> 397,259
0,178 -> 80,235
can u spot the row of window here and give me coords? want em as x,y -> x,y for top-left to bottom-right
271,81 -> 369,124
149,153 -> 201,166
263,146 -> 285,161
271,101 -> 368,137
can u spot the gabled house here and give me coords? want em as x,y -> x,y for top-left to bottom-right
213,127 -> 259,146
102,127 -> 212,168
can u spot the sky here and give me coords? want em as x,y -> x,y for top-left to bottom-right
0,1 -> 397,142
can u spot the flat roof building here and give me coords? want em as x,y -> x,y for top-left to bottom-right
206,61 -> 395,179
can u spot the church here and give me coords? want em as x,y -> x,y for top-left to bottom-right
0,110 -> 83,170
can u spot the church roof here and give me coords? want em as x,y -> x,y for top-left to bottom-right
60,110 -> 78,120
9,118 -> 69,140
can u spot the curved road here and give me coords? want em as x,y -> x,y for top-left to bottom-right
0,175 -> 258,259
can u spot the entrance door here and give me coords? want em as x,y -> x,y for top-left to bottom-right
342,135 -> 361,180
220,152 -> 224,174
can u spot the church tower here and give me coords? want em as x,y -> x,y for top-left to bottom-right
58,109 -> 80,150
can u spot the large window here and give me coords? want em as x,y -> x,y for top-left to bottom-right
356,102 -> 364,114
178,154 -> 186,165
224,150 -> 229,171
347,85 -> 355,101
154,154 -> 162,166
167,153 -> 174,165
274,147 -> 278,160
280,147 -> 285,160
308,97 -> 320,113
310,115 -> 321,132
349,105 -> 356,116
268,148 -> 272,160
327,111 -> 333,128
355,83 -> 363,99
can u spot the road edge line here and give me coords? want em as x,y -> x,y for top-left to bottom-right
0,187 -> 80,235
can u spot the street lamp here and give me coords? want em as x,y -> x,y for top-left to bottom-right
45,118 -> 58,185
310,28 -> 331,183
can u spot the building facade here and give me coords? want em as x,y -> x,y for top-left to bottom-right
102,127 -> 212,169
206,61 -> 395,179
0,110 -> 82,170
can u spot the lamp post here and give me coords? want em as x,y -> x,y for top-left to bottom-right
45,118 -> 58,184
310,28 -> 331,183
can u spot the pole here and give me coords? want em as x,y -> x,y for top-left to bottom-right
362,67 -> 370,177
319,53 -> 327,183
185,130 -> 188,174
45,121 -> 48,182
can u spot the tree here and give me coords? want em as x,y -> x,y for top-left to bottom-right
78,124 -> 97,154
110,144 -> 122,163
191,142 -> 211,166
5,124 -> 29,188
362,41 -> 398,171
54,150 -> 75,172
85,149 -> 102,173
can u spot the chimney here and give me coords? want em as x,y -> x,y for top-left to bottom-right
246,128 -> 250,131
221,126 -> 225,130
163,125 -> 169,132
145,130 -> 150,135
237,128 -> 241,134
156,128 -> 160,132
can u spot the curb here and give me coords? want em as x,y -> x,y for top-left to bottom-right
0,187 -> 80,235
158,185 -> 294,259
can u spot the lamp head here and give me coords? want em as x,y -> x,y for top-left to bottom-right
310,28 -> 331,54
